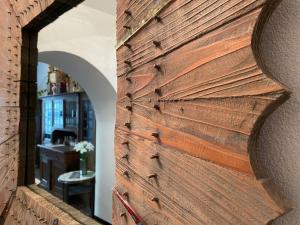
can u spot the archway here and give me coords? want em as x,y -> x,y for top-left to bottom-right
38,51 -> 116,222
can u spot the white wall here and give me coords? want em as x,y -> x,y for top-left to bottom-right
37,62 -> 48,92
256,0 -> 300,225
38,0 -> 117,90
38,1 -> 117,223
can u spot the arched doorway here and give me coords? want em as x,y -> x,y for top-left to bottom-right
39,51 -> 116,222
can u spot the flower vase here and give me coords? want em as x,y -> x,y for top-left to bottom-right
80,152 -> 88,176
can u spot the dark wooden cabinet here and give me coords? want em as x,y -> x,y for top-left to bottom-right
37,92 -> 96,197
40,92 -> 95,145
38,144 -> 79,198
40,93 -> 79,142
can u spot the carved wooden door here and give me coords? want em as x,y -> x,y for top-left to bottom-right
114,0 -> 288,224
0,0 -> 290,224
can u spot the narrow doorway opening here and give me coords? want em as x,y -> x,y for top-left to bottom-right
18,1 -> 116,224
34,62 -> 96,218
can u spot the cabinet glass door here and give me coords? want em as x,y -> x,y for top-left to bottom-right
53,99 -> 64,128
43,99 -> 53,139
82,100 -> 95,143
65,101 -> 77,128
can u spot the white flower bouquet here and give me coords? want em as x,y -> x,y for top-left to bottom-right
74,141 -> 95,154
75,141 -> 94,176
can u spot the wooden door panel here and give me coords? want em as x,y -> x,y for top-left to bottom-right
117,0 -> 173,45
115,9 -> 284,175
0,73 -> 18,90
0,135 -> 19,213
115,0 -> 289,224
0,108 -> 20,143
116,0 -> 265,76
0,35 -> 21,81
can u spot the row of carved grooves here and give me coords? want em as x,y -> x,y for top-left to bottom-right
116,0 -> 266,78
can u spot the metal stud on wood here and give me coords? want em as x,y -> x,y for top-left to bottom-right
123,171 -> 129,177
121,154 -> 129,160
126,92 -> 132,98
124,10 -> 132,16
122,191 -> 129,198
154,15 -> 162,22
125,77 -> 132,83
154,104 -> 160,111
148,173 -> 158,179
124,60 -> 132,66
124,122 -> 131,129
151,197 -> 159,203
124,43 -> 131,49
154,63 -> 161,71
153,40 -> 161,47
152,132 -> 159,138
150,153 -> 159,159
154,88 -> 161,95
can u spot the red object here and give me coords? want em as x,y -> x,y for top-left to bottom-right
114,188 -> 143,224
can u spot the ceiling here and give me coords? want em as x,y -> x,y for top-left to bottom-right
81,0 -> 116,15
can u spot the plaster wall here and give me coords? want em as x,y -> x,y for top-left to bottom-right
37,62 -> 49,92
38,0 -> 117,90
258,0 -> 300,224
38,52 -> 116,223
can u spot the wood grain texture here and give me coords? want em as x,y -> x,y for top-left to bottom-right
3,186 -> 82,225
115,0 -> 289,224
0,1 -> 23,216
116,0 -> 174,47
116,0 -> 267,76
0,136 -> 19,214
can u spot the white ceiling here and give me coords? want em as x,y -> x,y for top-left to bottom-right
81,0 -> 116,15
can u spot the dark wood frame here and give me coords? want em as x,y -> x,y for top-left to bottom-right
19,1 -> 85,187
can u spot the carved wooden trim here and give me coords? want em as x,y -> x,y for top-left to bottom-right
2,186 -> 83,225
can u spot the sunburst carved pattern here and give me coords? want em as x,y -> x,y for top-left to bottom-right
114,0 -> 288,224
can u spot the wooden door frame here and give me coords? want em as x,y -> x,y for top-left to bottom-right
18,0 -> 84,187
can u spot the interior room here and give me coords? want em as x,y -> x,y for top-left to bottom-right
32,1 -> 117,223
35,62 -> 96,217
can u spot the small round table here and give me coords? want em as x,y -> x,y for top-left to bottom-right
58,170 -> 95,217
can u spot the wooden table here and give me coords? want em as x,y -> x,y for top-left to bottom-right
37,144 -> 80,198
58,170 -> 95,217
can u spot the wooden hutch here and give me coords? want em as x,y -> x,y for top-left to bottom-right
37,92 -> 96,198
